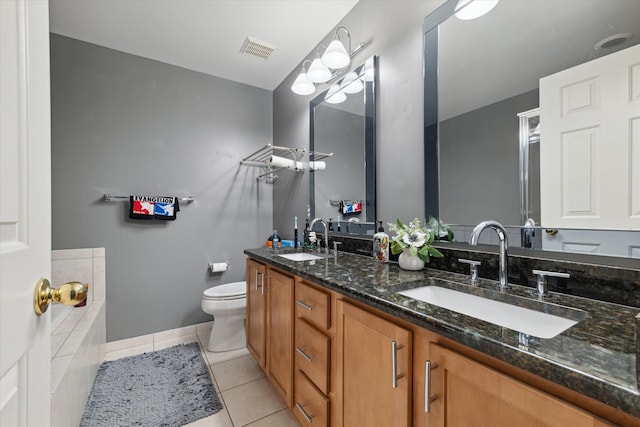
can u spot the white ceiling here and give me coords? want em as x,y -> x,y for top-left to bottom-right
49,0 -> 359,91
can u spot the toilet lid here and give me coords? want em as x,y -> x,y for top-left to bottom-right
203,281 -> 246,299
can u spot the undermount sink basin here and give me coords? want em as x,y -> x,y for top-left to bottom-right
278,252 -> 326,261
398,285 -> 583,339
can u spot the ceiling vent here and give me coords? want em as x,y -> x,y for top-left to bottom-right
240,37 -> 276,60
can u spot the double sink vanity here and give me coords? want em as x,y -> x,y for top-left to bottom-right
245,245 -> 639,426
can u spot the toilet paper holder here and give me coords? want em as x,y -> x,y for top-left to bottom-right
208,261 -> 229,273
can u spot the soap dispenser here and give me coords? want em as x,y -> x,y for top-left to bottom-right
373,221 -> 389,263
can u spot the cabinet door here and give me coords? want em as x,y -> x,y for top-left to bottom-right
267,269 -> 294,406
339,301 -> 411,427
428,343 -> 609,427
246,259 -> 266,369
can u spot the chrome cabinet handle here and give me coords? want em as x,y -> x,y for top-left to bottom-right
261,272 -> 265,295
295,402 -> 314,423
255,271 -> 260,291
391,341 -> 405,388
425,360 -> 439,413
296,299 -> 314,311
295,346 -> 315,362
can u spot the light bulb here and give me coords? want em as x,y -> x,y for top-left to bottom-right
307,58 -> 332,83
325,84 -> 346,104
322,39 -> 350,69
291,72 -> 315,95
455,0 -> 499,20
341,71 -> 363,94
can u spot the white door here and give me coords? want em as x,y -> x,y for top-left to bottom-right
540,43 -> 640,230
0,0 -> 52,426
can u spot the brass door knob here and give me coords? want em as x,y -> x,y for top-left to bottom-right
33,278 -> 88,315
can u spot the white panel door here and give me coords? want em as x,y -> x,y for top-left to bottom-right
0,1 -> 52,426
540,43 -> 640,230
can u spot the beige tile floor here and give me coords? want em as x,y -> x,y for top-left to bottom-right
101,323 -> 301,427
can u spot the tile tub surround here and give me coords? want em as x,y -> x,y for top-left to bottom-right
245,247 -> 640,420
51,248 -> 106,427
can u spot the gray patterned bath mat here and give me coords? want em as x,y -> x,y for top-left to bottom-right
80,342 -> 222,427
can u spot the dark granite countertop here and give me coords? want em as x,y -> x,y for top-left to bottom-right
245,247 -> 640,419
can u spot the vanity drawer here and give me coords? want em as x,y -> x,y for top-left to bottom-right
294,370 -> 329,427
295,280 -> 331,331
295,318 -> 330,394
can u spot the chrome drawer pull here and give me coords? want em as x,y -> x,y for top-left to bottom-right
295,402 -> 314,423
296,299 -> 314,311
391,341 -> 405,388
425,360 -> 439,413
295,346 -> 315,362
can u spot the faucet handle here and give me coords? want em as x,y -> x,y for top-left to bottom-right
332,241 -> 342,255
532,269 -> 570,297
458,258 -> 481,285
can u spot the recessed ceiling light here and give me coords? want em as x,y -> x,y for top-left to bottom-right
594,32 -> 634,50
455,0 -> 499,21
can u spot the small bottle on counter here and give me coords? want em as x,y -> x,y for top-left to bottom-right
271,230 -> 280,250
373,221 -> 389,263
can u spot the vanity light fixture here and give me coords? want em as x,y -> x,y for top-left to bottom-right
290,26 -> 365,96
455,0 -> 499,20
341,71 -> 364,94
322,27 -> 352,69
324,83 -> 347,104
291,60 -> 316,95
307,54 -> 332,83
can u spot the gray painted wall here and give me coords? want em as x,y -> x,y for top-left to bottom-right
273,1 -> 444,239
50,35 -> 273,341
439,89 -> 539,226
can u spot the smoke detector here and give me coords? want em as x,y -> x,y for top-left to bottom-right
240,37 -> 276,60
594,32 -> 634,50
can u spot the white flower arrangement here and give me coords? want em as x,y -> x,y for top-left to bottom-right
388,218 -> 444,263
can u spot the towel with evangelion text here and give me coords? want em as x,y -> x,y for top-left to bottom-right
129,196 -> 180,220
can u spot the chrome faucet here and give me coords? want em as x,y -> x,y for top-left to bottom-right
310,217 -> 329,255
469,220 -> 509,289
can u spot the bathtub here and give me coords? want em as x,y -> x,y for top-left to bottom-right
50,248 -> 107,427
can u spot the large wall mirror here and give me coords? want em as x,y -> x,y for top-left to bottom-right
310,55 -> 376,233
424,0 -> 640,258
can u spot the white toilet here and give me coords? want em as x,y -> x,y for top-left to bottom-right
201,281 -> 247,352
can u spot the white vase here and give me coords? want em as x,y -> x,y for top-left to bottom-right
398,248 -> 425,271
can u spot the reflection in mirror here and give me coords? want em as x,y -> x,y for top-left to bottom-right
424,0 -> 640,258
310,56 -> 376,234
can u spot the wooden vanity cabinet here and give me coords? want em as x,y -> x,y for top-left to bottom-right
246,259 -> 266,368
426,343 -> 612,427
413,328 -> 615,427
266,268 -> 295,406
246,258 -> 630,427
336,300 -> 412,427
293,279 -> 334,427
246,260 -> 294,405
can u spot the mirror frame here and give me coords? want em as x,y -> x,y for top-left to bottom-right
423,0 -> 458,219
310,55 -> 377,226
422,0 -> 639,261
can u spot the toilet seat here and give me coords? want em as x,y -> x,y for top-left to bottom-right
202,281 -> 246,301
